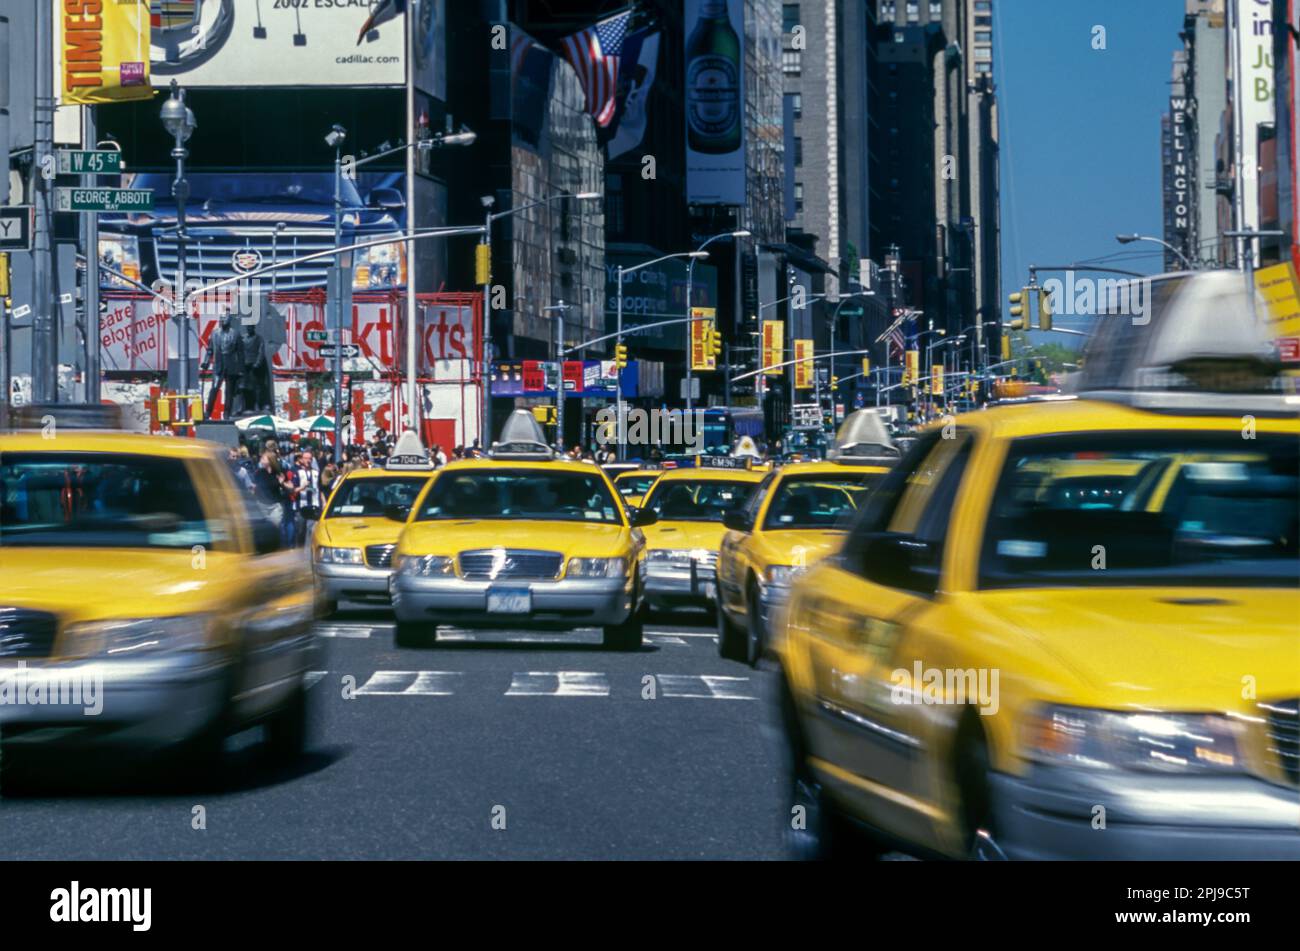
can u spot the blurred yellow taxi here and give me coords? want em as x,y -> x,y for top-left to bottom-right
0,409 -> 317,778
778,271 -> 1300,860
612,468 -> 661,508
638,462 -> 765,611
312,433 -> 435,614
390,411 -> 656,649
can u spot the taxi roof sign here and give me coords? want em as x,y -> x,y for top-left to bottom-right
732,434 -> 761,459
490,409 -> 556,460
827,409 -> 900,464
385,430 -> 434,470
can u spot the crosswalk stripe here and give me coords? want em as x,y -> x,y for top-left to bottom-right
355,670 -> 462,696
306,671 -> 328,689
657,674 -> 756,700
505,671 -> 610,697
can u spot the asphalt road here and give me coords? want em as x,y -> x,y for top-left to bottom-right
0,607 -> 792,860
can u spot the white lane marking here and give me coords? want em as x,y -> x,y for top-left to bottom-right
316,625 -> 377,639
505,671 -> 610,697
657,674 -> 756,700
646,633 -> 689,646
355,670 -> 462,696
306,671 -> 328,690
646,631 -> 718,638
438,629 -> 603,645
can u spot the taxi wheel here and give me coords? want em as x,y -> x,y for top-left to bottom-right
395,620 -> 437,648
321,598 -> 339,618
716,598 -> 745,661
955,718 -> 1006,860
745,580 -> 765,668
603,613 -> 644,651
781,680 -> 851,859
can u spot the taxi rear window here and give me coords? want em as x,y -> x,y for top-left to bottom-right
0,451 -> 214,550
326,477 -> 428,518
643,479 -> 756,522
762,473 -> 883,530
416,469 -> 623,524
979,433 -> 1300,589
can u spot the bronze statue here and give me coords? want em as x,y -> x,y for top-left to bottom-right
203,311 -> 246,419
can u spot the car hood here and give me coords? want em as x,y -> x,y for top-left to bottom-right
400,519 -> 633,558
643,520 -> 727,552
755,529 -> 847,568
315,517 -> 407,548
972,587 -> 1300,709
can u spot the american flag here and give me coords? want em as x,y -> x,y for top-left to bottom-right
559,10 -> 632,128
887,324 -> 906,359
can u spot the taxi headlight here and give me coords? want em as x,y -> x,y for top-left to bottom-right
399,554 -> 455,576
1023,705 -> 1245,774
765,564 -> 807,587
65,615 -> 213,657
567,557 -> 628,578
316,546 -> 363,565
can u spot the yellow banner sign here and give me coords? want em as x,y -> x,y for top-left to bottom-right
762,320 -> 784,376
903,349 -> 919,386
58,0 -> 153,105
794,339 -> 814,389
931,364 -> 944,396
1255,262 -> 1300,338
690,308 -> 716,371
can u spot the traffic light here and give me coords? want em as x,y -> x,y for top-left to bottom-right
830,375 -> 839,391
1001,332 -> 1011,362
1008,288 -> 1027,331
614,342 -> 628,370
531,405 -> 557,425
709,324 -> 723,358
861,357 -> 870,377
1037,287 -> 1053,331
0,253 -> 9,299
474,243 -> 491,285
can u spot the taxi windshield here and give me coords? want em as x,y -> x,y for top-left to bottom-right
325,477 -> 427,518
416,468 -> 623,523
616,474 -> 658,498
644,479 -> 756,522
0,452 -> 213,549
762,473 -> 883,530
979,433 -> 1300,589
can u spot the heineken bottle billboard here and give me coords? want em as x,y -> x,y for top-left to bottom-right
684,0 -> 746,205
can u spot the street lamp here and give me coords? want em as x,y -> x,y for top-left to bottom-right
161,80 -> 196,397
615,250 -> 709,460
326,124 -> 348,462
685,229 -> 749,415
1116,232 -> 1193,270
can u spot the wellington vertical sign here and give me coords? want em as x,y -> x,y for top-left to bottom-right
684,0 -> 746,205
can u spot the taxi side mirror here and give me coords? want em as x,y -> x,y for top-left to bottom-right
852,532 -> 939,596
722,509 -> 753,533
629,506 -> 658,527
251,518 -> 282,556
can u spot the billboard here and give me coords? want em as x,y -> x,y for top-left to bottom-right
684,0 -> 745,205
1234,0 -> 1276,231
690,309 -> 716,371
146,0 -> 405,88
56,0 -> 153,105
761,319 -> 783,375
793,339 -> 813,389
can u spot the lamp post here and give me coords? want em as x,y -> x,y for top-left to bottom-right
615,250 -> 709,460
544,301 -> 571,451
160,81 -> 196,396
685,230 -> 749,415
326,124 -> 347,462
1115,233 -> 1194,271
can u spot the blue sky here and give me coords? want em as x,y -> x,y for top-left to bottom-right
995,0 -> 1187,335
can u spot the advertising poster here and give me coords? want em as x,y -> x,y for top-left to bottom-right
904,349 -> 919,386
146,0 -> 405,88
684,0 -> 746,205
56,0 -> 153,105
761,319 -> 783,375
794,339 -> 813,389
931,364 -> 944,396
690,308 -> 716,371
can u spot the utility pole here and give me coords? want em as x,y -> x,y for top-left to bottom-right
545,300 -> 570,452
82,106 -> 99,403
31,0 -> 56,402
1,14 -> 11,412
481,195 -> 495,448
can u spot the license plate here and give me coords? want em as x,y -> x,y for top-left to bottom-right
487,588 -> 532,614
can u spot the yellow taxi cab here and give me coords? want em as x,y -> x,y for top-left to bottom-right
390,411 -> 657,649
716,410 -> 898,666
312,432 -> 436,614
778,270 -> 1300,860
637,460 -> 765,611
612,467 -> 661,508
0,405 -> 317,779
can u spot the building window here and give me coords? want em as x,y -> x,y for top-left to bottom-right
906,1 -> 919,22
783,50 -> 802,75
881,0 -> 896,18
794,137 -> 803,166
974,62 -> 992,73
792,92 -> 802,119
975,30 -> 992,42
974,0 -> 991,9
794,182 -> 804,213
974,47 -> 992,61
929,1 -> 942,17
783,3 -> 801,33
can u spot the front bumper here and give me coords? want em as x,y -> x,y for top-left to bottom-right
315,561 -> 393,604
644,560 -> 716,607
391,574 -> 634,630
0,652 -> 230,751
991,764 -> 1300,860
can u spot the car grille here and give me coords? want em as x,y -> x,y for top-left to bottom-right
458,549 -> 563,581
0,608 -> 59,658
694,551 -> 718,570
1262,699 -> 1299,786
365,544 -> 397,569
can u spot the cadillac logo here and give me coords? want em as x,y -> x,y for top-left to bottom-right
232,247 -> 264,274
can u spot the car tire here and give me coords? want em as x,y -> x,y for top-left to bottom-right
745,579 -> 765,668
603,603 -> 644,651
716,597 -> 745,661
175,717 -> 228,790
955,717 -> 1006,860
263,685 -> 308,765
395,619 -> 435,648
321,598 -> 339,618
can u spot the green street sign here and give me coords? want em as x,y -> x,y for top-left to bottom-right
55,187 -> 154,213
56,150 -> 124,175
305,330 -> 328,344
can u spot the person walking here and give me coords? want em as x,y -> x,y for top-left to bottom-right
291,450 -> 322,548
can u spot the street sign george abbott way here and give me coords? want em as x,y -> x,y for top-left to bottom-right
54,188 -> 154,213
0,206 -> 34,251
